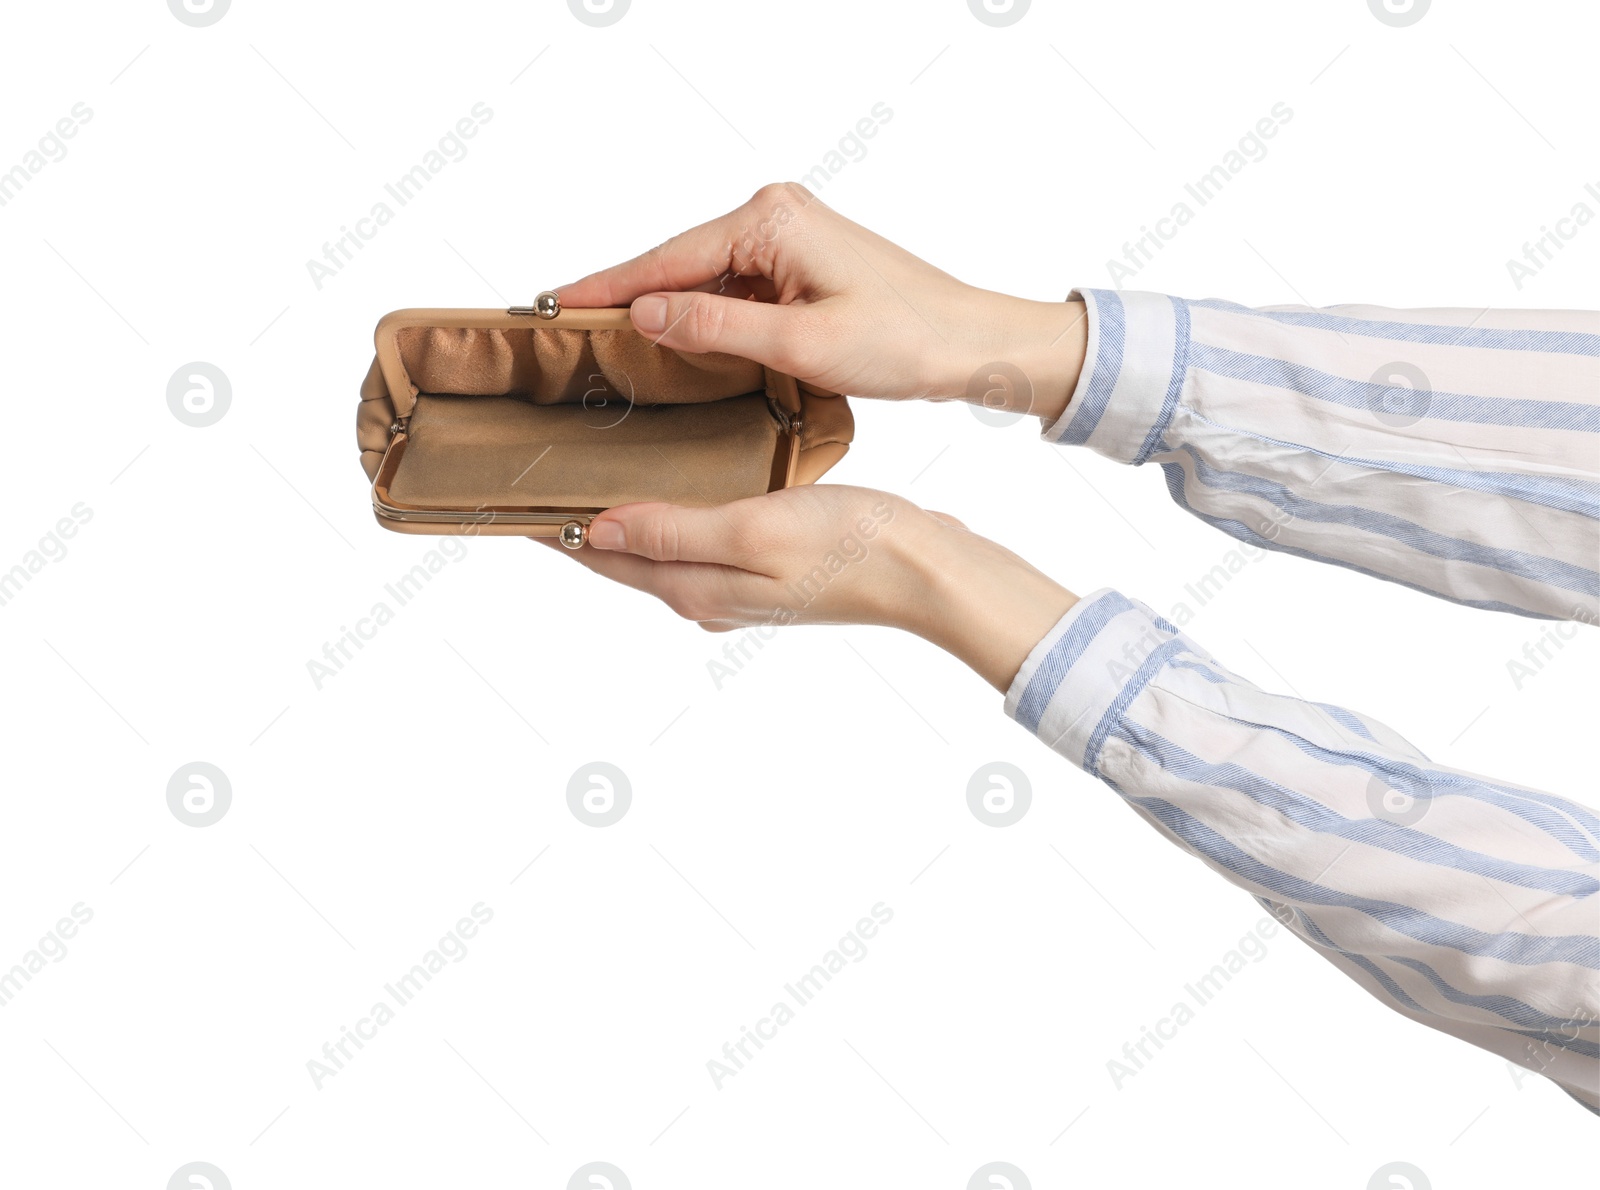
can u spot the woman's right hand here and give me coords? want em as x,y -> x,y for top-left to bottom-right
556,182 -> 1087,422
537,482 -> 1080,693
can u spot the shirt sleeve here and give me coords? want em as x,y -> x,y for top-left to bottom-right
1008,587 -> 1600,1112
1043,290 -> 1600,621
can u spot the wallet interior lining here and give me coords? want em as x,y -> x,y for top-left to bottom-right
385,393 -> 783,510
394,325 -> 770,407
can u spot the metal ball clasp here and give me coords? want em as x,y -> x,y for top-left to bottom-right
558,521 -> 586,549
533,290 -> 561,320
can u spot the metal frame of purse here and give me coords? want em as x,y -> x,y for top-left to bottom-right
357,297 -> 854,546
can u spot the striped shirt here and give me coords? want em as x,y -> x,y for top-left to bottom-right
1012,289 -> 1600,1110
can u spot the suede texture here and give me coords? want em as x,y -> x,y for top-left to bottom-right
388,394 -> 781,509
394,325 -> 766,405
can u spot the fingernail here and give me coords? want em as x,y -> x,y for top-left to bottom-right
588,520 -> 625,550
632,295 -> 668,334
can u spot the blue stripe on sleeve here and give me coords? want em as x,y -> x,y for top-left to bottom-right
1188,297 -> 1600,358
1175,708 -> 1600,863
1169,444 -> 1599,598
1157,462 -> 1568,619
1110,784 -> 1600,969
1504,1026 -> 1600,1061
1190,343 -> 1600,433
1111,722 -> 1600,896
1385,956 -> 1600,1039
1296,910 -> 1429,1011
1169,412 -> 1600,520
1083,637 -> 1187,779
1058,290 -> 1126,445
1305,914 -> 1600,1055
1013,590 -> 1134,733
1298,912 -> 1600,1047
1248,829 -> 1595,1094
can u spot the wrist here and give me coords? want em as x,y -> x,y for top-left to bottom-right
954,294 -> 1087,424
896,518 -> 1080,692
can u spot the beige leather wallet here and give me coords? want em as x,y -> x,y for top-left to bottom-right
356,296 -> 854,545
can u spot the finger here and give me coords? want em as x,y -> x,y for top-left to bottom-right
536,533 -> 716,602
553,541 -> 666,593
535,535 -> 774,624
557,184 -> 808,308
556,225 -> 739,309
627,290 -> 810,369
587,502 -> 761,565
531,534 -> 658,589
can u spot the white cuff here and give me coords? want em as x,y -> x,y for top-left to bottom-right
1042,289 -> 1191,466
1004,588 -> 1182,774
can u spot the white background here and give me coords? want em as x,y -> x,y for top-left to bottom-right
1,1 -> 1595,1187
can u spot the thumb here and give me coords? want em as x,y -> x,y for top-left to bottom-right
629,291 -> 806,370
587,501 -> 754,565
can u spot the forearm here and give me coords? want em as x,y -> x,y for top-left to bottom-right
1044,290 -> 1600,621
1004,587 -> 1600,1109
957,293 -> 1087,423
892,518 -> 1079,691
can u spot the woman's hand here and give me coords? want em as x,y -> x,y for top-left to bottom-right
540,485 -> 1079,692
557,183 -> 1087,422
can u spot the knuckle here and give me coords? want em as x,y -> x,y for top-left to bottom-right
638,514 -> 682,562
750,181 -> 791,211
640,241 -> 675,293
681,294 -> 725,351
750,181 -> 809,226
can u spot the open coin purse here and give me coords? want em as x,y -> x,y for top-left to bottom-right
357,302 -> 854,545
